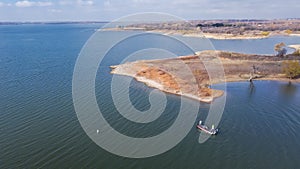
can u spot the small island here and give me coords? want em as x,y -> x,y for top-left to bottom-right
111,50 -> 300,103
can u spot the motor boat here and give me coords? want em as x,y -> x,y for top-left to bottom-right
196,120 -> 219,135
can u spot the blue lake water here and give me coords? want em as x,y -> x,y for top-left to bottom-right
1,23 -> 300,168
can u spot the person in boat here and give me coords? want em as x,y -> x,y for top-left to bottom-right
198,120 -> 202,125
198,121 -> 209,130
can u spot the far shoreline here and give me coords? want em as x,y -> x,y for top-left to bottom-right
101,27 -> 300,40
146,29 -> 300,40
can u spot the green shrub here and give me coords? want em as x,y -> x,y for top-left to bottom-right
285,29 -> 293,34
292,50 -> 300,56
282,60 -> 300,79
261,31 -> 270,36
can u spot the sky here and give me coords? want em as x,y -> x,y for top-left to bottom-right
0,0 -> 299,21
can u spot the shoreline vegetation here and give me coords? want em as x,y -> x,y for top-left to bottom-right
102,19 -> 300,40
110,50 -> 300,103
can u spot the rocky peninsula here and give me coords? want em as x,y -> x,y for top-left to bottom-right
111,51 -> 300,103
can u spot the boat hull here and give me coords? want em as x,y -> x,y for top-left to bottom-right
196,125 -> 218,135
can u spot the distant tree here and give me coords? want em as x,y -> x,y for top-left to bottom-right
252,65 -> 259,74
196,24 -> 204,27
282,60 -> 300,80
274,42 -> 287,57
212,23 -> 224,27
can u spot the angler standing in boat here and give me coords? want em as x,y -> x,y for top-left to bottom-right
197,120 -> 219,135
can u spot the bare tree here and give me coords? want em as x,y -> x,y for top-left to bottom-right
274,42 -> 287,57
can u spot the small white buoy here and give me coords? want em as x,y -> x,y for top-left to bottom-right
97,129 -> 99,134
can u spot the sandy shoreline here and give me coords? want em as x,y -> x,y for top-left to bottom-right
112,70 -> 299,103
111,63 -> 222,103
153,30 -> 300,40
111,67 -> 299,104
101,28 -> 300,40
288,45 -> 300,51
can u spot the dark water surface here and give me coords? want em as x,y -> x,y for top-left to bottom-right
1,24 -> 300,168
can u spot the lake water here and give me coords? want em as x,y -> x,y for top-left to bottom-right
1,23 -> 300,168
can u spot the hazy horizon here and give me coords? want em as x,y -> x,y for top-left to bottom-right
0,0 -> 299,22
1,18 -> 300,23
